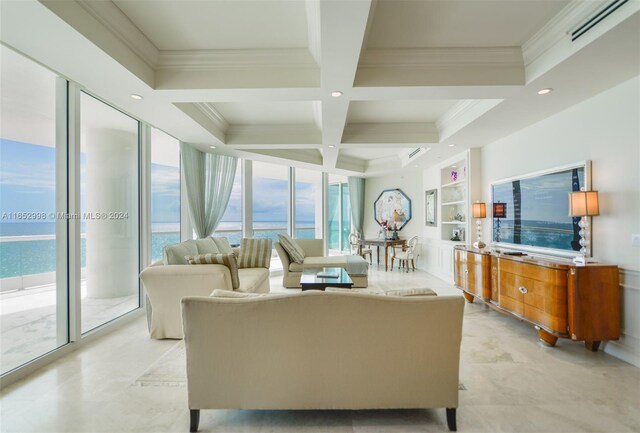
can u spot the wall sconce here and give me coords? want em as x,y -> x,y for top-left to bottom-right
568,190 -> 599,264
472,202 -> 487,249
492,202 -> 507,243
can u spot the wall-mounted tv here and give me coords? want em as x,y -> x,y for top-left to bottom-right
491,161 -> 591,256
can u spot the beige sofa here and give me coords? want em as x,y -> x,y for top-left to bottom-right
275,239 -> 368,288
182,291 -> 464,432
140,261 -> 269,339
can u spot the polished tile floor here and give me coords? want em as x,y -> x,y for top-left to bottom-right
1,267 -> 639,432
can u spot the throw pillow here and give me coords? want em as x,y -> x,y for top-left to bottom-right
195,237 -> 220,255
210,289 -> 266,298
186,253 -> 240,290
237,238 -> 272,269
163,240 -> 198,265
277,234 -> 305,264
386,288 -> 437,297
212,237 -> 233,254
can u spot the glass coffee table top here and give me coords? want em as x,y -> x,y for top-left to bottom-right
300,267 -> 353,291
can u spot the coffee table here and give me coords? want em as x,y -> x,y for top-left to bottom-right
300,267 -> 353,291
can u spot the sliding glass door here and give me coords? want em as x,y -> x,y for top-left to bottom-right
80,93 -> 140,333
328,175 -> 351,252
0,46 -> 68,374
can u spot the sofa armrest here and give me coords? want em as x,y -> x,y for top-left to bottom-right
140,264 -> 233,338
274,242 -> 291,275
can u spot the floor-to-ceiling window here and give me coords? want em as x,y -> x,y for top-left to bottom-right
252,161 -> 288,243
294,168 -> 323,239
150,128 -> 180,262
0,46 -> 68,375
80,93 -> 140,333
216,159 -> 242,246
328,174 -> 350,252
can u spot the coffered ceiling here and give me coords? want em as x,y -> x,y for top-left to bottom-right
1,0 -> 638,176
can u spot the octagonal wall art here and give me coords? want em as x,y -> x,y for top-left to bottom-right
373,188 -> 412,230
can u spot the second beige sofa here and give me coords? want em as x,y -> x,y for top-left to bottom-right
275,239 -> 368,288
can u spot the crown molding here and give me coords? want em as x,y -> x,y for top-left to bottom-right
76,0 -> 159,68
436,99 -> 503,142
359,47 -> 523,69
194,103 -> 229,133
522,0 -> 609,67
157,48 -> 318,71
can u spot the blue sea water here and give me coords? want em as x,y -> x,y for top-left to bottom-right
492,220 -> 579,252
0,221 -> 315,278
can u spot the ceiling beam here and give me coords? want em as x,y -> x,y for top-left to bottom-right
318,0 -> 373,170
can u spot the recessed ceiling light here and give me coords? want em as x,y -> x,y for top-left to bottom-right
328,145 -> 335,148
538,88 -> 553,95
331,91 -> 343,98
448,144 -> 455,147
210,146 -> 216,149
130,94 -> 143,100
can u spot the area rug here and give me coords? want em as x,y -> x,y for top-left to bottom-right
134,341 -> 187,387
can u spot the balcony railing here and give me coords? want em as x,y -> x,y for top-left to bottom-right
1,226 -> 318,291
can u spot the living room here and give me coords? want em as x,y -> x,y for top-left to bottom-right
1,1 -> 639,432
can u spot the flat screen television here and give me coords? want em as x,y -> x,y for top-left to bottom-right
490,161 -> 591,256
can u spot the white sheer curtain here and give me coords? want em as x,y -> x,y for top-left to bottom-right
180,143 -> 237,239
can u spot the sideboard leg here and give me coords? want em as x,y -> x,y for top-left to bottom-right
585,340 -> 601,352
462,292 -> 475,303
446,408 -> 457,431
190,409 -> 200,432
536,327 -> 558,346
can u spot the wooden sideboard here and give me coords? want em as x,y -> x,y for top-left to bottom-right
453,246 -> 620,351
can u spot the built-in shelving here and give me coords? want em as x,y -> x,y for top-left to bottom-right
440,158 -> 468,242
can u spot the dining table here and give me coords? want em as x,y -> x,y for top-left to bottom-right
361,238 -> 406,272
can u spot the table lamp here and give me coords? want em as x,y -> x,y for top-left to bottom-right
472,202 -> 487,249
568,190 -> 599,264
493,202 -> 507,243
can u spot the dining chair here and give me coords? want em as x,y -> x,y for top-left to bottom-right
349,233 -> 372,264
391,236 -> 418,272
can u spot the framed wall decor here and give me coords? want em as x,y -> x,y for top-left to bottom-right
425,189 -> 437,227
373,188 -> 412,230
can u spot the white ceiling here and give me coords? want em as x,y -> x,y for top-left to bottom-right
365,1 -> 570,48
112,0 -> 309,51
347,100 -> 459,124
212,101 -> 318,125
1,0 -> 638,176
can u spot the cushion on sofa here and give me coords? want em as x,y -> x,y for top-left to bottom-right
237,238 -> 272,269
195,238 -> 219,254
237,268 -> 270,293
277,234 -> 305,264
212,237 -> 233,254
163,240 -> 198,265
289,256 -> 347,272
210,289 -> 266,298
386,288 -> 437,297
187,253 -> 239,290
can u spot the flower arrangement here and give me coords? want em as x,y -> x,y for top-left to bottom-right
379,219 -> 390,230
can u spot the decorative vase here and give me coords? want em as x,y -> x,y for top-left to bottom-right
450,170 -> 458,182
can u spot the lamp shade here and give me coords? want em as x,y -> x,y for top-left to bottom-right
568,191 -> 600,217
472,202 -> 486,218
493,202 -> 507,219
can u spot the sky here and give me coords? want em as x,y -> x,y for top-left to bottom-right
1,139 -> 317,235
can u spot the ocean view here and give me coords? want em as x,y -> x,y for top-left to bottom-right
0,221 -> 316,279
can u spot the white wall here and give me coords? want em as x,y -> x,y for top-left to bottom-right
478,76 -> 640,366
382,76 -> 640,366
364,169 -> 424,268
